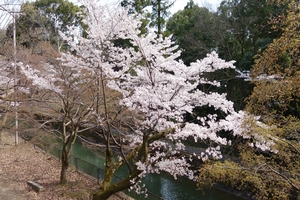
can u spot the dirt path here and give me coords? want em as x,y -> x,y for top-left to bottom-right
0,132 -> 127,200
0,180 -> 28,200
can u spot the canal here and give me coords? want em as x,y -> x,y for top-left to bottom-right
63,139 -> 245,200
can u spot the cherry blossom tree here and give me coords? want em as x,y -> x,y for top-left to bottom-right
0,57 -> 27,147
63,1 -> 250,199
0,60 -> 14,147
19,0 -> 265,199
19,59 -> 97,184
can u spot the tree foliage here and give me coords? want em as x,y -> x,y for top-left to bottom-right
216,0 -> 282,70
33,0 -> 87,51
4,2 -> 52,52
197,1 -> 300,199
247,0 -> 300,123
198,116 -> 300,199
3,0 -> 86,54
34,0 -> 84,33
121,0 -> 174,36
166,1 -> 223,65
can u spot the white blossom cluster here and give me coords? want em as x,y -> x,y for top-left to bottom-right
249,120 -> 279,154
0,61 -> 29,110
0,61 -> 16,105
19,63 -> 63,95
225,111 -> 278,153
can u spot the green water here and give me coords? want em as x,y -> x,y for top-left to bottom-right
66,140 -> 246,200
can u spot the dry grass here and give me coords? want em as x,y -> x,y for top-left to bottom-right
0,131 -> 130,200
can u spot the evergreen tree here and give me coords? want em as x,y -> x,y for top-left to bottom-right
121,0 -> 175,36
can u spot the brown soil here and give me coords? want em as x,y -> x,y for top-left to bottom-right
0,132 -> 130,200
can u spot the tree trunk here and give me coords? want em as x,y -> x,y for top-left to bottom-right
93,190 -> 113,200
157,0 -> 161,36
0,113 -> 8,148
92,181 -> 130,200
93,170 -> 141,200
60,147 -> 69,184
0,128 -> 2,148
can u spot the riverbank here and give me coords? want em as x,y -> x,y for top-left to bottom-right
0,131 -> 131,200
